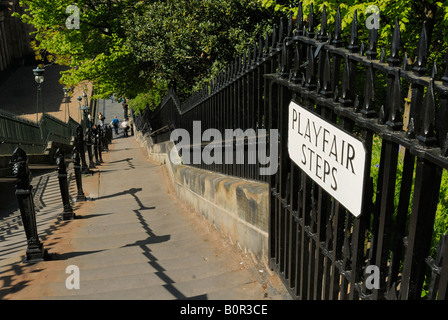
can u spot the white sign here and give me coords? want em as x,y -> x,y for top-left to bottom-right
288,101 -> 366,217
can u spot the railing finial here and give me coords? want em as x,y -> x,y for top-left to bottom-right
348,9 -> 359,53
417,77 -> 436,146
386,70 -> 403,130
443,49 -> 448,85
333,6 -> 343,47
287,11 -> 293,39
307,3 -> 315,38
278,17 -> 284,49
295,1 -> 304,37
291,44 -> 301,84
271,24 -> 277,52
388,17 -> 401,67
264,30 -> 270,58
319,52 -> 332,97
318,4 -> 328,41
412,21 -> 429,76
361,63 -> 376,117
304,45 -> 316,89
366,27 -> 378,60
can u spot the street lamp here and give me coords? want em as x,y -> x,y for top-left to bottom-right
81,92 -> 91,127
33,66 -> 45,122
63,87 -> 70,122
77,96 -> 83,127
33,66 -> 44,84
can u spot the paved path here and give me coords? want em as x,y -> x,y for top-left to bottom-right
0,122 -> 288,300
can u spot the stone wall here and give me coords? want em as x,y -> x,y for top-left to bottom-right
0,0 -> 34,72
135,129 -> 271,265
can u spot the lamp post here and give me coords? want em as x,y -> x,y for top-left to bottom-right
77,95 -> 83,128
63,87 -> 70,122
82,92 -> 88,105
81,105 -> 90,129
33,66 -> 45,123
82,92 -> 91,127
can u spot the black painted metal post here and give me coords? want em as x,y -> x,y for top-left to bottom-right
106,125 -> 112,144
76,125 -> 89,174
101,126 -> 109,151
92,126 -> 100,165
72,145 -> 86,202
96,127 -> 104,163
86,128 -> 96,169
9,147 -> 46,262
55,148 -> 75,220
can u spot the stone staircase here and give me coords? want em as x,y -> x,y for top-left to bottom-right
0,134 -> 289,300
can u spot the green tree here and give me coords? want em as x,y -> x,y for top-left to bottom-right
15,0 -> 150,99
124,0 -> 276,102
15,0 -> 276,112
257,0 -> 448,70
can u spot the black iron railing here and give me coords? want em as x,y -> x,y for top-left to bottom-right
135,3 -> 448,300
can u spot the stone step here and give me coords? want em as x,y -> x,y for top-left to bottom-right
13,267 -> 258,300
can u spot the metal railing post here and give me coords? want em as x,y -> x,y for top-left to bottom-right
93,126 -> 103,164
98,131 -> 104,162
9,147 -> 46,262
76,125 -> 89,173
55,148 -> 75,220
100,125 -> 109,151
85,128 -> 96,169
72,145 -> 86,202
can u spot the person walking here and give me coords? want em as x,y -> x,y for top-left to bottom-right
98,112 -> 105,126
121,118 -> 129,137
111,116 -> 119,135
123,102 -> 129,120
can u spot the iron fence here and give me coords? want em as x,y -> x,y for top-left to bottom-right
135,3 -> 448,300
0,109 -> 79,155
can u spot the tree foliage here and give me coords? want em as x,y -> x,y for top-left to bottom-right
124,0 -> 275,101
257,0 -> 448,70
15,0 -> 149,99
14,0 -> 276,112
16,0 -> 448,113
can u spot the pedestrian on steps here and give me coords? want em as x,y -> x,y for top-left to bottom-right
121,119 -> 129,137
111,116 -> 119,135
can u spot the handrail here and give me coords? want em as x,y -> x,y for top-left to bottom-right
0,112 -> 79,155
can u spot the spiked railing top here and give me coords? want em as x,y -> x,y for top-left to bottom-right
307,3 -> 315,38
332,6 -> 343,47
366,27 -> 378,60
347,10 -> 359,53
442,50 -> 448,85
278,17 -> 284,49
388,18 -> 401,67
155,2 -> 448,152
295,2 -> 304,37
413,21 -> 429,76
317,5 -> 328,42
417,77 -> 436,147
286,11 -> 293,40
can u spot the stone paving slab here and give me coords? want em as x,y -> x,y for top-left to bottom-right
0,131 -> 289,300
